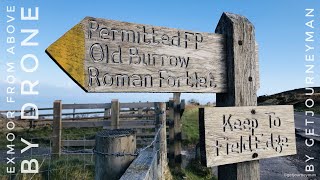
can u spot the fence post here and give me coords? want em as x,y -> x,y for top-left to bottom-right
104,107 -> 110,119
168,99 -> 175,167
111,99 -> 119,129
52,100 -> 62,158
215,12 -> 259,180
138,107 -> 142,118
155,102 -> 167,180
137,106 -> 143,134
173,93 -> 182,169
73,103 -> 76,119
29,107 -> 34,129
94,129 -> 136,180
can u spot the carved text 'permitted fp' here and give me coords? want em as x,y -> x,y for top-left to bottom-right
46,17 -> 227,93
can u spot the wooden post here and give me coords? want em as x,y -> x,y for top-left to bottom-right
138,107 -> 142,118
72,103 -> 76,119
168,99 -> 175,166
155,102 -> 167,180
173,93 -> 182,168
137,106 -> 143,134
104,107 -> 110,119
103,107 -> 110,129
111,99 -> 119,129
29,107 -> 34,129
52,100 -> 62,158
94,129 -> 136,180
215,12 -> 259,180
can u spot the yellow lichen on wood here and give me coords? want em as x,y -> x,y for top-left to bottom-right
46,23 -> 85,88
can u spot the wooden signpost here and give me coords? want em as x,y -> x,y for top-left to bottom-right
46,17 -> 227,93
199,105 -> 296,167
46,12 -> 297,180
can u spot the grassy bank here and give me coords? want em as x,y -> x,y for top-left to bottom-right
258,87 -> 320,114
171,105 -> 216,180
181,106 -> 199,145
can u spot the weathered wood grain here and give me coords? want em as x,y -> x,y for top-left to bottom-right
120,102 -> 155,109
120,150 -> 157,180
52,100 -> 62,158
62,120 -> 155,128
111,99 -> 120,129
173,93 -> 182,167
213,12 -> 259,180
201,105 -> 296,167
95,129 -> 136,180
39,110 -> 105,117
62,138 -> 155,147
62,103 -> 111,109
155,102 -> 167,180
46,16 -> 227,93
168,99 -> 175,166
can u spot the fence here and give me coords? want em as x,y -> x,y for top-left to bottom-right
0,97 -> 185,174
119,102 -> 168,180
51,99 -> 162,157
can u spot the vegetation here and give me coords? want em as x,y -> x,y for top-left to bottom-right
0,126 -> 103,150
0,124 -> 99,179
170,158 -> 216,180
258,87 -> 320,113
181,106 -> 199,145
0,155 -> 94,180
0,106 -> 214,180
171,105 -> 216,180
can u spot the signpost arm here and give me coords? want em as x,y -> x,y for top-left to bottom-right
215,12 -> 259,180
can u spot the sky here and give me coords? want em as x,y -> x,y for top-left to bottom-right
0,0 -> 319,109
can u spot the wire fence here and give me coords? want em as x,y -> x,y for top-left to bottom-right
0,124 -> 164,180
0,100 -> 172,180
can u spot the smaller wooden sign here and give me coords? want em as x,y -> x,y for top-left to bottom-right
199,105 -> 296,167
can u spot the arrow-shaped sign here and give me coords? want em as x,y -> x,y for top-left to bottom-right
46,17 -> 227,93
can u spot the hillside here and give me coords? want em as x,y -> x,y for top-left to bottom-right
258,87 -> 320,113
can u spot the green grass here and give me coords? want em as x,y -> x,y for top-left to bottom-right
182,107 -> 199,145
0,126 -> 52,150
184,159 -> 217,180
171,158 -> 216,180
0,155 -> 94,180
62,127 -> 103,140
172,106 -> 216,180
0,107 -> 214,180
0,126 -> 103,150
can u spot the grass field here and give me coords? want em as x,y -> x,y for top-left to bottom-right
0,126 -> 103,150
0,155 -> 94,180
181,106 -> 199,145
